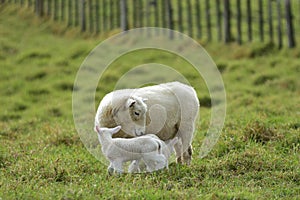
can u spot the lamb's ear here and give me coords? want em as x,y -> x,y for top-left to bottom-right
110,125 -> 122,134
126,98 -> 136,108
95,125 -> 102,133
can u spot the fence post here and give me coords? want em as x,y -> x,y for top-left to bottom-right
187,0 -> 193,37
88,0 -> 93,33
258,0 -> 264,42
138,0 -> 144,28
276,0 -> 282,49
246,0 -> 252,42
120,0 -> 128,31
102,0 -> 107,31
36,0 -> 44,17
224,0 -> 231,43
67,0 -> 72,26
54,0 -> 58,21
285,0 -> 296,48
74,0 -> 79,26
95,0 -> 100,33
115,0 -> 120,27
177,0 -> 183,34
80,0 -> 86,32
236,0 -> 242,44
59,0 -> 64,22
166,0 -> 174,39
205,0 -> 211,41
109,0 -> 114,30
268,0 -> 274,43
216,0 -> 222,41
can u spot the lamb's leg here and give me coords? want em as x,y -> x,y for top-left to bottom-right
144,154 -> 166,172
128,160 -> 140,173
107,162 -> 114,175
112,160 -> 123,174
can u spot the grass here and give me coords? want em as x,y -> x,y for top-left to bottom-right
0,4 -> 300,200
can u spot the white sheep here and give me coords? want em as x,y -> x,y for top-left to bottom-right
128,135 -> 179,173
95,125 -> 167,174
95,82 -> 199,165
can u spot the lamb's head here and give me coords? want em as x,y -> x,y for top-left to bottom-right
113,96 -> 147,136
96,125 -> 122,138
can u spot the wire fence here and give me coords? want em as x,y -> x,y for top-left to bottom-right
2,0 -> 299,48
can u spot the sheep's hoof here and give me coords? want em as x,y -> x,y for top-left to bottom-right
107,167 -> 114,175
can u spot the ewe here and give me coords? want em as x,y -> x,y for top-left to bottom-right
95,82 -> 199,165
95,125 -> 167,174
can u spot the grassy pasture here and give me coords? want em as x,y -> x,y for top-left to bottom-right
0,4 -> 300,199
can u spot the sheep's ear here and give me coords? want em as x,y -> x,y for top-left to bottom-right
126,98 -> 136,108
110,125 -> 122,134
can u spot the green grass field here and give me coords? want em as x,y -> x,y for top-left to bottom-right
0,4 -> 299,199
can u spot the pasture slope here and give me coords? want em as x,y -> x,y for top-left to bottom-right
0,4 -> 299,200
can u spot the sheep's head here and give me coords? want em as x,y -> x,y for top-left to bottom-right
113,96 -> 147,136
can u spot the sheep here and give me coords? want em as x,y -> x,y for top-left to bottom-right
95,81 -> 199,165
128,135 -> 179,173
95,125 -> 168,174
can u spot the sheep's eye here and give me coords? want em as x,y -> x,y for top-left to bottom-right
134,111 -> 140,116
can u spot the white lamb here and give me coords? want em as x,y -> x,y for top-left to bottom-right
128,135 -> 179,173
95,125 -> 167,174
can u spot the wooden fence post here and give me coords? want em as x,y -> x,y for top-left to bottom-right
166,0 -> 174,38
120,0 -> 128,31
54,0 -> 58,21
88,0 -> 93,33
224,0 -> 231,43
61,0 -> 66,22
246,0 -> 252,42
236,0 -> 242,44
276,0 -> 282,49
46,0 -> 51,16
258,0 -> 264,42
36,0 -> 44,17
95,0 -> 100,33
216,0 -> 222,42
187,0 -> 193,37
67,0 -> 72,26
80,0 -> 86,32
268,0 -> 274,43
177,0 -> 183,34
205,0 -> 211,41
109,0 -> 113,30
115,0 -> 120,27
285,0 -> 296,48
102,0 -> 107,31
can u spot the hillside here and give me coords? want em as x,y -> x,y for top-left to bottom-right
0,4 -> 299,199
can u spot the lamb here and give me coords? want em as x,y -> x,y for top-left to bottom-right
128,135 -> 179,173
95,125 -> 167,174
95,82 -> 199,165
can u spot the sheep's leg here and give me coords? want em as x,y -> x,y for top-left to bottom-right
177,123 -> 194,165
128,160 -> 140,173
174,138 -> 183,164
111,160 -> 123,174
107,162 -> 114,175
